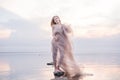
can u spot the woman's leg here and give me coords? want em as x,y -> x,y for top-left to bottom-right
52,40 -> 59,71
58,46 -> 65,68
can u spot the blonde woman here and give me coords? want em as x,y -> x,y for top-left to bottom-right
51,16 -> 82,80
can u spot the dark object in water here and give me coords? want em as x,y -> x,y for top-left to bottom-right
51,77 -> 68,80
54,71 -> 64,77
47,62 -> 54,65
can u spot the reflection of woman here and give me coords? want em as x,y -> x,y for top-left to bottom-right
51,16 -> 82,80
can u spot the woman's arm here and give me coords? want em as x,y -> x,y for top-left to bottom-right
62,24 -> 72,33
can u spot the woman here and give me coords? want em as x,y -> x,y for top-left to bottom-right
51,16 -> 82,80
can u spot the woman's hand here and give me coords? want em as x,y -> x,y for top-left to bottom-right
54,36 -> 59,41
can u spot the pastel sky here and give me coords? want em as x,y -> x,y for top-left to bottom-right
0,0 -> 120,52
0,0 -> 120,39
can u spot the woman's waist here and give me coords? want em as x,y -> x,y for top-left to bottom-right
54,32 -> 62,36
54,32 -> 68,38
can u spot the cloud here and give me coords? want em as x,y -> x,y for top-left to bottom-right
74,26 -> 120,38
72,15 -> 120,38
0,61 -> 10,72
0,0 -> 120,39
0,7 -> 50,43
0,0 -> 65,19
0,27 -> 15,39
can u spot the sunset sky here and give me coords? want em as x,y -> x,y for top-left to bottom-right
0,0 -> 120,52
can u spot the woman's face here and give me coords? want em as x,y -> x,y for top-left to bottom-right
53,16 -> 61,24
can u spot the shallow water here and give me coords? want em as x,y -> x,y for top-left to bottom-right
0,53 -> 120,80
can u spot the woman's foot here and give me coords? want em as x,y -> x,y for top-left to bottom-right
54,70 -> 64,77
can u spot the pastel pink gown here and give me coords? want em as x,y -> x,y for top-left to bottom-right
51,24 -> 81,80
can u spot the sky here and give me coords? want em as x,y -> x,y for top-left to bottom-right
0,0 -> 120,52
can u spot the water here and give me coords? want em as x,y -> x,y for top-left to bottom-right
0,52 -> 120,80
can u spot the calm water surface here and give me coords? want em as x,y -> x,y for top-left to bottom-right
0,53 -> 120,80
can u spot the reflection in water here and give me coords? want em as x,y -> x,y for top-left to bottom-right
83,64 -> 120,80
0,54 -> 119,80
42,67 -> 54,79
0,61 -> 10,72
0,61 -> 11,80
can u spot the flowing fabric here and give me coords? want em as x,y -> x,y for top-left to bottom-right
51,24 -> 81,80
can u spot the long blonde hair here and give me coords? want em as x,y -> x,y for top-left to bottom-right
51,16 -> 61,26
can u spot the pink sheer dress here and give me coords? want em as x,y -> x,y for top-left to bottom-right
51,24 -> 81,80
